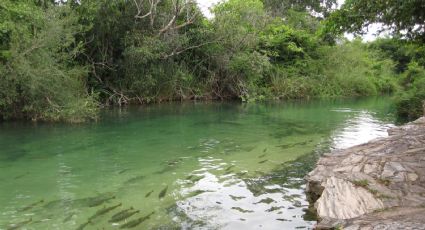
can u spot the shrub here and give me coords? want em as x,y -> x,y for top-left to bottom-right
394,62 -> 425,121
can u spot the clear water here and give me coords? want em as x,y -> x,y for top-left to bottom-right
0,97 -> 395,230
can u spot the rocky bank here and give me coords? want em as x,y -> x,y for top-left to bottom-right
305,116 -> 425,229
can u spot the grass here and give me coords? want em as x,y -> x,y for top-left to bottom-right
353,180 -> 394,199
352,179 -> 369,187
376,193 -> 394,199
373,207 -> 391,213
335,224 -> 344,230
367,188 -> 379,195
376,178 -> 391,186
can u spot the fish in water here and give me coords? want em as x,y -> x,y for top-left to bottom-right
110,207 -> 133,220
189,175 -> 205,183
76,220 -> 91,230
263,148 -> 267,153
225,165 -> 235,171
154,166 -> 175,174
145,190 -> 154,198
89,203 -> 122,220
124,175 -> 145,184
258,153 -> 267,158
158,185 -> 168,199
276,141 -> 308,149
258,160 -> 268,164
63,212 -> 76,223
166,159 -> 182,166
14,172 -> 29,179
87,195 -> 115,207
236,171 -> 247,177
32,215 -> 53,224
118,169 -> 130,174
7,218 -> 32,230
224,170 -> 234,175
19,199 -> 44,212
119,212 -> 155,229
109,209 -> 139,223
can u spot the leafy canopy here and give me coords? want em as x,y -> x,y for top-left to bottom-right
324,0 -> 425,40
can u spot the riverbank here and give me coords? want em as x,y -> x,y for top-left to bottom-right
305,116 -> 425,229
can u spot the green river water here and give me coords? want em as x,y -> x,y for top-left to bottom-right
0,97 -> 396,230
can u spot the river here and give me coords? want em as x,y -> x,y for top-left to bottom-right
0,97 -> 396,230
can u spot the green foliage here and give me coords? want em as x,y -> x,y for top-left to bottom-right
207,0 -> 270,100
394,62 -> 425,121
324,0 -> 425,40
265,40 -> 397,99
318,41 -> 397,97
0,0 -> 419,122
0,1 -> 43,61
369,38 -> 425,121
260,19 -> 319,64
72,0 -> 212,104
370,39 -> 425,72
0,2 -> 97,122
263,0 -> 337,17
352,179 -> 369,187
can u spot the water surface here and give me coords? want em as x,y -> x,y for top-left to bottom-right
0,97 -> 395,229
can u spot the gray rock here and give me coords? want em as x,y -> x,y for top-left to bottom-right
315,177 -> 384,220
306,117 -> 425,229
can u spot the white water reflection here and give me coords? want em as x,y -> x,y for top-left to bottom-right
330,110 -> 394,150
175,157 -> 313,230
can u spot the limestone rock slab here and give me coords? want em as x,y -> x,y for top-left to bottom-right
306,116 -> 425,229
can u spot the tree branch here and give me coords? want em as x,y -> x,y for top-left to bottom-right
161,40 -> 219,59
158,0 -> 197,35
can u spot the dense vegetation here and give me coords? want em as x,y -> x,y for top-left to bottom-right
326,0 -> 425,120
0,0 -> 423,122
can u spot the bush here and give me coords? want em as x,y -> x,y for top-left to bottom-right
0,3 -> 98,122
265,40 -> 397,99
394,62 -> 425,121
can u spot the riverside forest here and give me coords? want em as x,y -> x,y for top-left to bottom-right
0,0 -> 424,229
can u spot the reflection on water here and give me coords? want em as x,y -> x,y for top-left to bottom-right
175,156 -> 313,230
330,110 -> 395,150
0,97 -> 395,229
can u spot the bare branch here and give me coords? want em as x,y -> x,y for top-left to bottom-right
158,0 -> 197,35
159,15 -> 178,35
134,0 -> 151,19
171,11 -> 198,30
133,0 -> 144,16
161,40 -> 219,59
134,0 -> 160,29
135,11 -> 152,19
145,0 -> 160,27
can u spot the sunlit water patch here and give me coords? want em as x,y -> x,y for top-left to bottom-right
330,110 -> 395,150
0,97 -> 395,230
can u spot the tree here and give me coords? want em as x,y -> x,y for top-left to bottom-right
263,0 -> 337,17
324,0 -> 425,40
0,1 -> 97,122
70,0 -> 211,105
209,0 -> 271,101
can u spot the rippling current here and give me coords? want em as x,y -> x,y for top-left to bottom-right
0,97 -> 395,230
